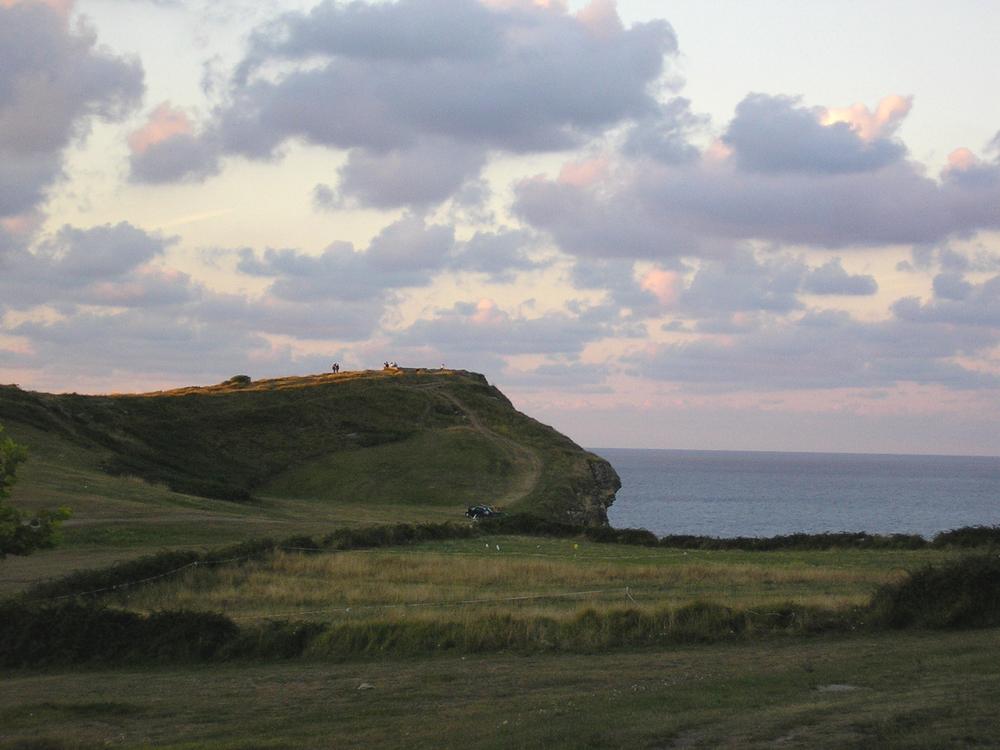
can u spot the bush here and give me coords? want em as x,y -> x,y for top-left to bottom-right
869,554 -> 1000,629
0,601 -> 238,666
933,526 -> 1000,548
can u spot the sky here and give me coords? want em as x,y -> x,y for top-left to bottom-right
1,0 -> 999,455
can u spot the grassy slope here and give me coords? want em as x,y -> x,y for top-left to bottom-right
0,369 -> 615,591
0,368 -> 614,516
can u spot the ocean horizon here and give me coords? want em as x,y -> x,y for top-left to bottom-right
596,447 -> 1000,539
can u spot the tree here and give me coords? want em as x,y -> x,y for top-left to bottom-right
1,423 -> 70,558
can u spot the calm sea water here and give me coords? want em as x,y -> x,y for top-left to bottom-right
598,448 -> 1000,538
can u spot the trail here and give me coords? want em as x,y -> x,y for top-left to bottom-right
408,383 -> 542,509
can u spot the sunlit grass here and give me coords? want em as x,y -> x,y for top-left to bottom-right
120,538 -> 961,625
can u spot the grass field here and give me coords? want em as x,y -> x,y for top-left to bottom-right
117,536 -> 963,624
2,380 -> 999,748
3,629 -> 999,749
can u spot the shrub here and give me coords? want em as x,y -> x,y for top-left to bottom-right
0,601 -> 238,666
869,554 -> 1000,629
933,526 -> 1000,548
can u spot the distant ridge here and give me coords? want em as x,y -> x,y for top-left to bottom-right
0,368 -> 620,526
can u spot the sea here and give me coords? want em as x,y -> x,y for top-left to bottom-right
598,448 -> 1000,539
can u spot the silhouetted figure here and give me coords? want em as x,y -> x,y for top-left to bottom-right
331,362 -> 340,373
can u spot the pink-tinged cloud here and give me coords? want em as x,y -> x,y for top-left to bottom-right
0,0 -> 72,20
471,298 -> 507,325
0,212 -> 44,237
946,147 -> 981,171
576,0 -> 624,38
128,103 -> 194,154
639,268 -> 680,306
821,94 -> 912,141
558,156 -> 610,187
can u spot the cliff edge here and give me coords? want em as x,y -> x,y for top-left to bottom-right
0,368 -> 619,526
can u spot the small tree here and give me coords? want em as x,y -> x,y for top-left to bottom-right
1,423 -> 70,558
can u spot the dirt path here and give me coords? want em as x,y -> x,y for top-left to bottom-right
409,384 -> 543,509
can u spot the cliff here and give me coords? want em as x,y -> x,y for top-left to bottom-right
0,368 -> 619,526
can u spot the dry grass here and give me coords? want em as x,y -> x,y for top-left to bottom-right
120,542 -> 920,624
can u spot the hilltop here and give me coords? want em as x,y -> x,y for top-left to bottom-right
0,368 -> 619,529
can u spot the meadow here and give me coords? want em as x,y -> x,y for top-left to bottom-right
2,383 -> 1000,748
119,537 -> 961,624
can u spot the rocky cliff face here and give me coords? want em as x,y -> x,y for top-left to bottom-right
559,456 -> 621,527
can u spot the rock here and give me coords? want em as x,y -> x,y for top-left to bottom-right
357,683 -> 375,691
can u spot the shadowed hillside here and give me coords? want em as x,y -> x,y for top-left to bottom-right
0,369 -> 619,527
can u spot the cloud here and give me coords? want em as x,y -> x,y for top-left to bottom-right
802,258 -> 878,295
0,222 -> 186,310
175,0 -> 676,207
894,273 -> 1000,327
516,141 -> 1000,254
393,298 -> 613,356
335,139 -> 487,209
723,93 -> 908,174
629,307 -> 1000,392
821,94 -> 912,141
0,0 -> 143,221
238,214 -> 456,303
239,215 -> 543,297
682,250 -> 805,314
128,103 -> 220,183
623,96 -> 705,164
449,228 -> 543,281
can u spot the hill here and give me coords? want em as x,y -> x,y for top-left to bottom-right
0,368 -> 620,529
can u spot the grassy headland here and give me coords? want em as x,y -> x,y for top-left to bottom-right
1,372 -> 999,747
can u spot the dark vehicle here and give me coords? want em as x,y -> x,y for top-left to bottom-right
465,505 -> 503,520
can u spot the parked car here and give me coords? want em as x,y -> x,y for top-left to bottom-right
465,504 -> 504,520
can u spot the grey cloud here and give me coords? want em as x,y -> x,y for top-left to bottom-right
394,300 -> 612,357
802,258 -> 878,295
623,97 -> 705,164
517,154 -> 1000,253
336,139 -> 486,209
198,292 -> 386,341
312,183 -> 338,211
683,251 -> 805,313
494,361 -> 614,392
894,274 -> 1000,327
449,229 -> 543,282
932,272 -> 973,301
514,174 -> 707,258
3,307 -> 273,380
568,251 -> 873,323
189,0 -> 676,207
629,309 -> 999,392
899,245 -> 1000,274
238,217 -> 541,299
0,223 -> 183,310
237,215 -> 454,301
723,94 -> 905,174
0,2 -> 143,219
129,133 -> 221,183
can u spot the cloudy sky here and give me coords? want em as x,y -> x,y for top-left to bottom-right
1,0 -> 999,455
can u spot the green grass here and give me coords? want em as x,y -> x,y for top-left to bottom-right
3,374 -> 1000,746
263,427 -> 517,508
117,536 -> 962,625
0,368 -> 618,540
2,629 -> 999,748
